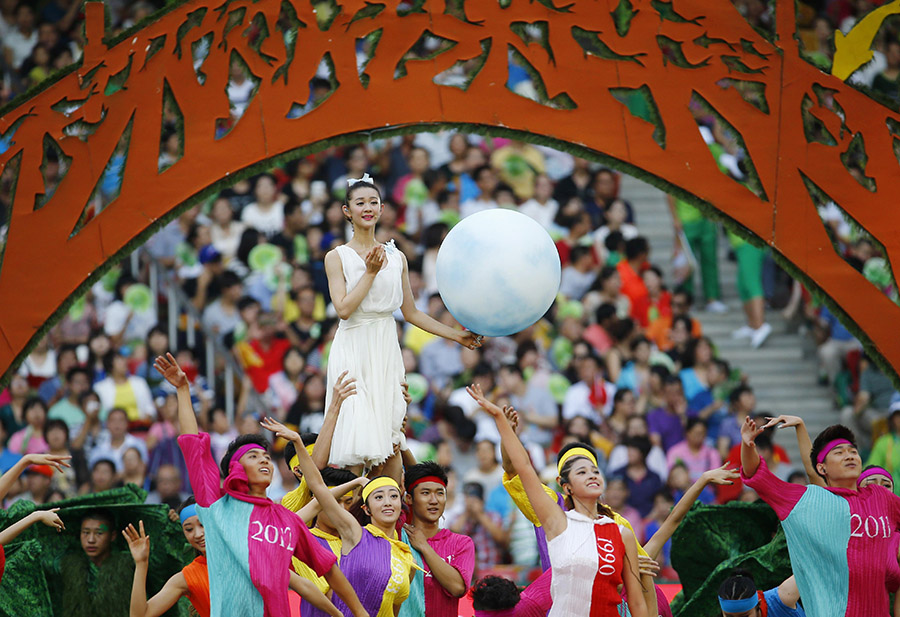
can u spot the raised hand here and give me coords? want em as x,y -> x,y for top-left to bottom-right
502,405 -> 520,434
364,245 -> 385,274
701,464 -> 740,486
762,415 -> 804,430
466,384 -> 503,418
332,371 -> 357,408
260,417 -> 300,444
24,453 -> 71,472
33,508 -> 65,532
456,330 -> 484,350
124,521 -> 150,564
153,353 -> 189,389
638,555 -> 660,578
740,416 -> 765,448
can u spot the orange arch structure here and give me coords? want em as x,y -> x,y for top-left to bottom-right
1,0 -> 900,383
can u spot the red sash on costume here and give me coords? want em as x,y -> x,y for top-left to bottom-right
590,521 -> 624,616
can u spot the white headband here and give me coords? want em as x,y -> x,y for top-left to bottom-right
347,173 -> 373,188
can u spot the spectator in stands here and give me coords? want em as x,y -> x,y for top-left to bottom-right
498,363 -> 558,450
449,482 -> 508,573
37,344 -> 77,404
604,476 -> 644,542
679,336 -> 715,402
8,397 -> 49,455
419,309 -> 465,391
840,354 -> 898,449
814,305 -> 860,385
241,174 -> 285,237
45,418 -> 87,497
83,457 -> 118,495
871,39 -> 900,104
209,196 -> 246,263
47,366 -> 90,434
617,236 -> 651,326
518,173 -> 558,230
244,311 -> 292,393
2,3 -> 37,70
666,418 -> 722,484
559,245 -> 597,300
667,195 -> 727,314
610,436 -> 664,518
89,407 -> 148,473
18,336 -> 57,390
562,351 -> 616,424
608,414 -> 669,480
460,165 -> 498,219
647,376 -> 687,452
463,439 -> 504,498
94,351 -> 155,424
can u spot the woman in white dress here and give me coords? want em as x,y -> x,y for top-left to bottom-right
466,384 -> 649,617
324,175 -> 482,470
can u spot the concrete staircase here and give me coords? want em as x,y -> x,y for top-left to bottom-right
619,175 -> 836,465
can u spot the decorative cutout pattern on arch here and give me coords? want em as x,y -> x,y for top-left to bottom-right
2,0 -> 900,383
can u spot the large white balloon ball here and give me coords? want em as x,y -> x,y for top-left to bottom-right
436,209 -> 561,337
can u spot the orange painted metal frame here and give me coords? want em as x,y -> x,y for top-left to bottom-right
1,0 -> 899,382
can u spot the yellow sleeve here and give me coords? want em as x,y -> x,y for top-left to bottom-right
292,557 -> 330,594
611,510 -> 649,557
502,472 -> 559,528
281,477 -> 312,512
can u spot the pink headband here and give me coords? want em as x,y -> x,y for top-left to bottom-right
817,439 -> 852,464
858,467 -> 893,485
225,443 -> 266,495
474,610 -> 516,617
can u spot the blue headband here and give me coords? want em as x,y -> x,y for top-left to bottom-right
718,595 -> 759,613
179,504 -> 198,524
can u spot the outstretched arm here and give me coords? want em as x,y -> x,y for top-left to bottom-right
763,415 -> 824,487
296,478 -> 369,526
289,573 -> 342,617
0,508 -> 65,546
740,416 -> 765,479
467,385 -> 566,539
310,370 -> 355,469
124,522 -> 188,617
154,354 -> 198,435
399,253 -> 481,349
643,465 -> 739,560
0,454 -> 69,504
776,575 -> 801,609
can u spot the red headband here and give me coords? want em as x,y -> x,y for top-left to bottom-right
817,439 -> 852,464
407,476 -> 447,493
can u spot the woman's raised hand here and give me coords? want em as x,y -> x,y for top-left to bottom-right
332,371 -> 357,407
364,245 -> 385,274
701,464 -> 740,486
260,417 -> 300,444
24,453 -> 71,472
466,384 -> 503,418
153,353 -> 189,389
33,508 -> 65,532
762,415 -> 804,430
124,521 -> 150,564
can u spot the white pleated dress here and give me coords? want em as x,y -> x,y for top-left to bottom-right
326,241 -> 407,468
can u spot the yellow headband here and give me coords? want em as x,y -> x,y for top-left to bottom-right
362,476 -> 401,503
557,447 -> 598,475
288,444 -> 316,470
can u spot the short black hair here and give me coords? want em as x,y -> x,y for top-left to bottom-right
221,270 -> 242,289
810,424 -> 858,481
320,467 -> 358,488
625,435 -> 652,459
283,433 -> 318,467
66,366 -> 91,383
595,303 -> 617,324
405,461 -> 448,494
44,419 -> 69,442
178,495 -> 197,514
91,458 -> 116,473
471,575 -> 521,610
570,245 -> 592,264
80,508 -> 115,529
220,434 -> 270,478
729,384 -> 753,405
624,236 -> 649,260
717,569 -> 757,600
